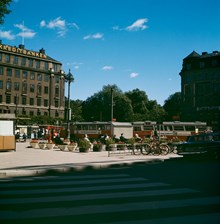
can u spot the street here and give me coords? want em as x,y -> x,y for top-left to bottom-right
0,157 -> 220,223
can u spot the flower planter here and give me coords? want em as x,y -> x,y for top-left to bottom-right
58,144 -> 68,151
30,142 -> 38,148
79,147 -> 89,153
67,144 -> 77,152
46,143 -> 55,150
93,144 -> 103,152
39,143 -> 47,149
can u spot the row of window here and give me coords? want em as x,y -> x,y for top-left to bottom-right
0,52 -> 58,71
0,67 -> 62,83
0,80 -> 60,96
185,59 -> 218,70
0,94 -> 60,107
0,108 -> 60,117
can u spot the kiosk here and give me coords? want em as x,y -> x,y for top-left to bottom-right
0,114 -> 16,151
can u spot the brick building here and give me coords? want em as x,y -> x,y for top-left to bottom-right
0,41 -> 65,119
179,50 -> 220,131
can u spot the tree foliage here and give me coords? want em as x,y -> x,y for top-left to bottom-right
163,92 -> 182,120
0,0 -> 12,24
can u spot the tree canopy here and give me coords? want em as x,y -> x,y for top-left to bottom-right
0,0 -> 12,24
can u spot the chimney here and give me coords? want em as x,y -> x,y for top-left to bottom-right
202,52 -> 208,55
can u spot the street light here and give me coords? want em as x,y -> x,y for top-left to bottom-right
48,68 -> 54,119
65,69 -> 74,140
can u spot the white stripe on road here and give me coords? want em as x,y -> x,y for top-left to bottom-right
102,213 -> 220,224
0,182 -> 170,195
0,188 -> 198,204
1,196 -> 220,220
0,177 -> 145,187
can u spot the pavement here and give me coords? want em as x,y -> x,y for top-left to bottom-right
0,140 -> 182,177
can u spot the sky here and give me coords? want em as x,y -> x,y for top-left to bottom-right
1,0 -> 220,105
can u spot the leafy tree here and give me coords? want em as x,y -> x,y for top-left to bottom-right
163,92 -> 182,120
82,84 -> 133,121
0,0 -> 12,24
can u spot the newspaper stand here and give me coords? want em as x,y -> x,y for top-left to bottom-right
0,114 -> 16,151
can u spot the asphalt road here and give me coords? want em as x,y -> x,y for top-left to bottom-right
0,157 -> 220,224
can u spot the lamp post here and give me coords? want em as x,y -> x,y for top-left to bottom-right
65,69 -> 74,140
48,68 -> 54,119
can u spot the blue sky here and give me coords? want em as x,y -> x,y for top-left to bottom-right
1,0 -> 220,105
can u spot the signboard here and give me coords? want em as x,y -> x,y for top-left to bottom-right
0,121 -> 14,135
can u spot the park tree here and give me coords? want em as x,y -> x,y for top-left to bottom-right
82,84 -> 133,121
0,0 -> 12,24
163,92 -> 182,120
125,88 -> 166,121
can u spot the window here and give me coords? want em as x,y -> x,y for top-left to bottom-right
36,60 -> 40,68
21,57 -> 26,66
22,97 -> 26,105
29,59 -> 33,67
0,53 -> 2,61
30,111 -> 34,116
55,100 -> 59,108
6,95 -> 11,104
174,125 -> 184,131
30,72 -> 35,80
199,61 -> 205,68
37,73 -> 42,81
44,86 -> 49,94
30,84 -> 35,93
0,67 -> 3,75
22,80 -> 27,94
30,98 -> 34,106
45,62 -> 48,70
14,82 -> 19,91
5,54 -> 10,63
0,95 -> 2,103
22,71 -> 28,79
7,68 -> 12,76
0,80 -> 3,89
55,86 -> 59,97
44,74 -> 49,82
37,98 -> 41,106
44,99 -> 48,107
53,64 -> 57,72
13,56 -> 18,64
55,75 -> 60,83
6,80 -> 11,91
37,83 -> 41,95
14,95 -> 18,105
15,70 -> 20,78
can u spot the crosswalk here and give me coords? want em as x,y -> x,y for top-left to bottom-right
0,171 -> 220,223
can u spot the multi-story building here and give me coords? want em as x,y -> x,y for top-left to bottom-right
0,41 -> 65,119
179,50 -> 220,131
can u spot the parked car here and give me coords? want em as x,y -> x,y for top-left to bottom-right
176,132 -> 220,159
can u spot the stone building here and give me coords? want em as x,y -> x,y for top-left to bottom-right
0,41 -> 65,119
179,50 -> 220,131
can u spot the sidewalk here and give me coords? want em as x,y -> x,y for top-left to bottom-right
0,140 -> 181,177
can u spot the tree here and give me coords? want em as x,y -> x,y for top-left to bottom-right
82,84 -> 133,121
163,92 -> 182,120
0,0 -> 12,24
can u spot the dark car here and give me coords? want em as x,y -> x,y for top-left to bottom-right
176,132 -> 220,159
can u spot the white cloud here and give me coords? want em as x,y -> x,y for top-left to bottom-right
126,18 -> 148,31
102,66 -> 113,71
14,23 -> 36,39
83,33 -> 104,40
0,30 -> 15,40
130,72 -> 139,78
40,17 -> 79,37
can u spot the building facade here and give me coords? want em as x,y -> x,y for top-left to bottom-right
179,50 -> 220,131
0,41 -> 65,119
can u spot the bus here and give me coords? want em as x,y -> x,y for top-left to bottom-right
132,121 -> 209,140
69,121 -> 133,139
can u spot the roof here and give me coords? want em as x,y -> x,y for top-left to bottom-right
184,51 -> 200,59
